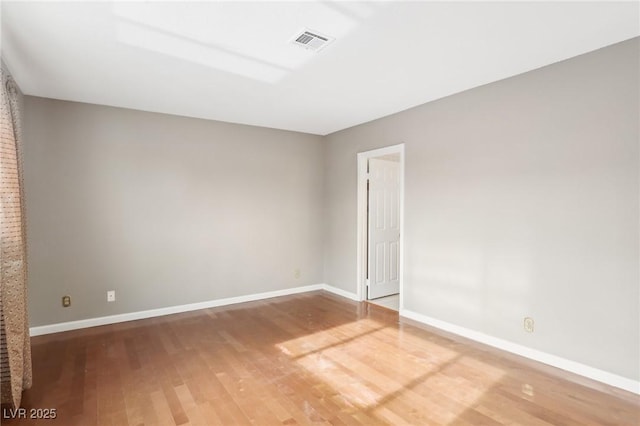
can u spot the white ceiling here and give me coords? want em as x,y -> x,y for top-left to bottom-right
2,1 -> 638,135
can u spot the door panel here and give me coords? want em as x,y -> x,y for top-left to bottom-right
375,243 -> 385,283
390,240 -> 399,281
368,158 -> 400,299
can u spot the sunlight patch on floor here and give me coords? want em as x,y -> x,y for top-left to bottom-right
275,318 -> 385,359
276,318 -> 506,423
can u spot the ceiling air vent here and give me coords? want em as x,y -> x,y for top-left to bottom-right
290,28 -> 334,52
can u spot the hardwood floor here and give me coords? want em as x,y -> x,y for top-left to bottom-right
3,291 -> 638,425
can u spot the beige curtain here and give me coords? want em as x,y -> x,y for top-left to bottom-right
0,68 -> 32,408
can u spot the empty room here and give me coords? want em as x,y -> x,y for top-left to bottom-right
1,1 -> 639,425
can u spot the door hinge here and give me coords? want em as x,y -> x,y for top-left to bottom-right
366,279 -> 370,287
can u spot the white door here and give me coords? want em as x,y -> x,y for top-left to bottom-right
367,158 -> 400,299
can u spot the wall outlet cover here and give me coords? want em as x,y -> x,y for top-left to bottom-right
524,317 -> 534,333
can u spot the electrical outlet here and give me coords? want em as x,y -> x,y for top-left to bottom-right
524,317 -> 534,333
294,268 -> 301,279
62,295 -> 71,308
107,290 -> 116,302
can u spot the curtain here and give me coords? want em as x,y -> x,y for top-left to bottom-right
0,68 -> 32,408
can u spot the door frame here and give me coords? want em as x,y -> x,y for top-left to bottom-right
356,143 -> 405,307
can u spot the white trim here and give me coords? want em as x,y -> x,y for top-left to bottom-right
322,284 -> 359,301
400,308 -> 640,395
30,284 -> 325,337
356,143 -> 405,305
398,147 -> 405,312
357,152 -> 367,301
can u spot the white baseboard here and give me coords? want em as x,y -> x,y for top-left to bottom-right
321,284 -> 360,301
29,284 -> 326,337
400,308 -> 640,395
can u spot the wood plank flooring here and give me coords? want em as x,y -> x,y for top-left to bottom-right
2,291 -> 638,425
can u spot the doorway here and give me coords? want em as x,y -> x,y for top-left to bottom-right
357,144 -> 404,311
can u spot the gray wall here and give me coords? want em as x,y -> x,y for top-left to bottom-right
323,38 -> 639,381
23,98 -> 324,326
